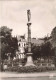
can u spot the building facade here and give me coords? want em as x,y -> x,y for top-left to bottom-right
16,35 -> 27,59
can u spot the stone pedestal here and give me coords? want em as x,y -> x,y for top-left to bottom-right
25,53 -> 35,66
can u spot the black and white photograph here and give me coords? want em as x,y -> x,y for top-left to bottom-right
0,0 -> 56,80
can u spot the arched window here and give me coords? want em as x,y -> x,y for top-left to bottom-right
24,43 -> 25,46
19,43 -> 20,46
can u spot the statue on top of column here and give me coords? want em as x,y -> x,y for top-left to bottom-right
27,9 -> 31,22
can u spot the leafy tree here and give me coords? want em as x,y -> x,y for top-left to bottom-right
1,43 -> 8,60
25,43 -> 41,60
0,26 -> 12,59
25,41 -> 53,61
9,37 -> 18,58
0,26 -> 12,37
51,26 -> 56,66
51,26 -> 56,48
0,26 -> 18,60
31,44 -> 41,60
41,42 -> 51,57
32,41 -> 53,60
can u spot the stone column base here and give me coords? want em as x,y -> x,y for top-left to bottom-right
25,53 -> 36,66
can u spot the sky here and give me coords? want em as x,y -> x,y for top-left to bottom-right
0,0 -> 56,38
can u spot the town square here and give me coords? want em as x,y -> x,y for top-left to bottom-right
0,0 -> 56,80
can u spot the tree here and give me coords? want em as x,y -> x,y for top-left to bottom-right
51,26 -> 56,66
31,44 -> 41,60
41,41 -> 53,61
25,43 -> 41,60
51,26 -> 56,48
0,26 -> 18,60
0,26 -> 12,71
25,41 -> 53,61
9,37 -> 18,58
0,26 -> 12,60
0,26 -> 12,37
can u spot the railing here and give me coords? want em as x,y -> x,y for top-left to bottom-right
1,59 -> 55,71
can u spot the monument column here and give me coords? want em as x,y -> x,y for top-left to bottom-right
27,23 -> 31,53
25,10 -> 35,66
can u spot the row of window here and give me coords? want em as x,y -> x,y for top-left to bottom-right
18,42 -> 26,47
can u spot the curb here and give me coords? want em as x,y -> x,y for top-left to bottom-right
0,72 -> 56,78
